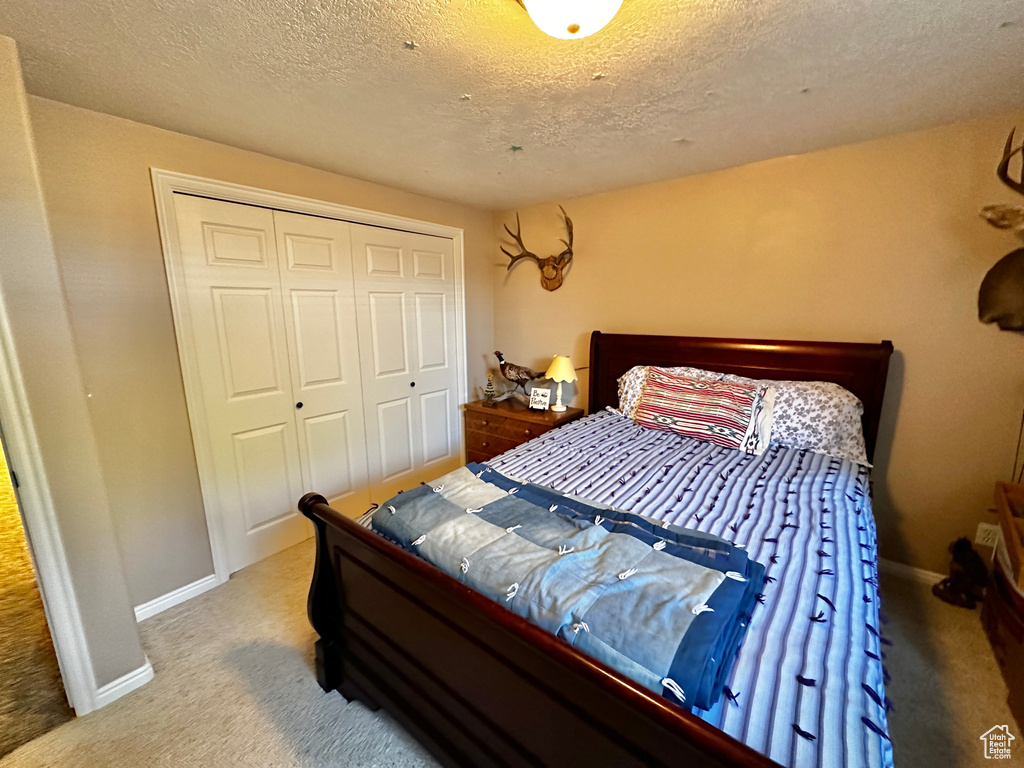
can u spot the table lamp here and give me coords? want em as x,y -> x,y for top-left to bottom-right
545,355 -> 577,412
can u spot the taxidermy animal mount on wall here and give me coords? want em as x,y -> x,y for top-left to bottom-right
979,128 -> 1024,330
502,205 -> 574,291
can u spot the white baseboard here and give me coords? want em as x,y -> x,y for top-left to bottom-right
92,658 -> 154,711
134,573 -> 220,622
878,557 -> 943,586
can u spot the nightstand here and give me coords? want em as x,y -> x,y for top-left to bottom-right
982,567 -> 1024,728
464,399 -> 584,464
983,482 -> 1024,728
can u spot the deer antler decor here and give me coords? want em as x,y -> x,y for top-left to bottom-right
979,128 -> 1024,330
502,205 -> 574,291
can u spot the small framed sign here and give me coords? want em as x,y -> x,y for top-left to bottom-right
528,387 -> 551,411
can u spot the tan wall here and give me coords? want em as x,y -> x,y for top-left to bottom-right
29,96 -> 495,606
0,36 -> 145,689
493,112 -> 1024,575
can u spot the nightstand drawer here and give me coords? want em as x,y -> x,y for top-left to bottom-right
466,430 -> 519,458
466,409 -> 549,442
502,422 -> 548,442
465,410 -> 508,435
463,399 -> 584,464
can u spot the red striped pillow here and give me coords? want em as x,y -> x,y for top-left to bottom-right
633,367 -> 775,454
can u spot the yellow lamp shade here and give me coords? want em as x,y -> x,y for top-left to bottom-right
521,0 -> 623,40
545,355 -> 577,383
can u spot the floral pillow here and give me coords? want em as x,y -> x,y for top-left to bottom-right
722,374 -> 869,465
633,368 -> 776,455
617,365 -> 725,419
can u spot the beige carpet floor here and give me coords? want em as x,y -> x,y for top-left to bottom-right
881,571 -> 1015,767
0,450 -> 72,758
0,537 -> 436,768
0,537 -> 1016,767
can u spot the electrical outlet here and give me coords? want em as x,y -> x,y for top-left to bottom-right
976,522 -> 1002,549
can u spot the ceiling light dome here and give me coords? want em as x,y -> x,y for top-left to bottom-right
521,0 -> 623,40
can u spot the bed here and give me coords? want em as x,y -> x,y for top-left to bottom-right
299,331 -> 895,768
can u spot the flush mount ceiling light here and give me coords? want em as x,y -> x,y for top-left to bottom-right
517,0 -> 623,39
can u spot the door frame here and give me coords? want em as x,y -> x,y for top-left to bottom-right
0,292 -> 99,713
151,169 -> 468,584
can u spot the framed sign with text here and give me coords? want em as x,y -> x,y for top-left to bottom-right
528,387 -> 551,411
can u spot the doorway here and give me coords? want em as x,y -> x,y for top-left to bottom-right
0,443 -> 71,757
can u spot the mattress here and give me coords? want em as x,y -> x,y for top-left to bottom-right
488,408 -> 894,768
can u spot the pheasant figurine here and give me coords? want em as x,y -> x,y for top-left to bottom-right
494,351 -> 541,394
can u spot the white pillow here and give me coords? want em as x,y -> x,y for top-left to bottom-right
721,374 -> 869,465
617,365 -> 725,420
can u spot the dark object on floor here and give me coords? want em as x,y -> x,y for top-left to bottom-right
932,537 -> 988,609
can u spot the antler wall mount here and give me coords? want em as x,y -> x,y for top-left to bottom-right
979,128 -> 1024,331
502,205 -> 574,291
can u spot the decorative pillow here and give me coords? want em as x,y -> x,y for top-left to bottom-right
632,367 -> 776,455
722,374 -> 869,465
617,365 -> 725,420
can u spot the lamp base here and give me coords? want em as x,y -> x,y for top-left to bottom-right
551,380 -> 567,412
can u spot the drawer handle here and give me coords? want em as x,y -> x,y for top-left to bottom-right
482,441 -> 489,448
482,420 -> 488,426
524,429 -> 532,436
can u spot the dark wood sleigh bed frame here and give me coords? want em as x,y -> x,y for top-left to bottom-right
299,332 -> 894,768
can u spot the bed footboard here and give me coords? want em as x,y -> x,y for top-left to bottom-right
299,493 -> 779,768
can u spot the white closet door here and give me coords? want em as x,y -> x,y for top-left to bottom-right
272,211 -> 370,518
174,195 -> 308,573
350,224 -> 462,502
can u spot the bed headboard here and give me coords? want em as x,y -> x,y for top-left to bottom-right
588,331 -> 894,463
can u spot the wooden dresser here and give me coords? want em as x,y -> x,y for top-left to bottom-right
464,399 -> 584,463
984,482 -> 1024,727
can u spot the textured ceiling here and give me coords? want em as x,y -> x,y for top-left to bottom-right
3,0 -> 1024,209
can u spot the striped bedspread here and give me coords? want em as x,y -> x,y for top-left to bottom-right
489,408 -> 894,768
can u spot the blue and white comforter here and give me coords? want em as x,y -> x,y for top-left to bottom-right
489,409 -> 894,768
371,462 -> 764,711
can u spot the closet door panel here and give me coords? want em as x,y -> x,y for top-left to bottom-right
415,293 -> 449,371
174,195 -> 307,573
412,248 -> 445,279
377,397 -> 415,480
233,423 -> 302,531
303,410 -> 357,499
351,224 -> 461,501
212,288 -> 283,400
366,244 -> 404,276
290,290 -> 344,388
368,292 -> 410,377
407,236 -> 460,476
419,389 -> 452,466
273,211 -> 371,517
